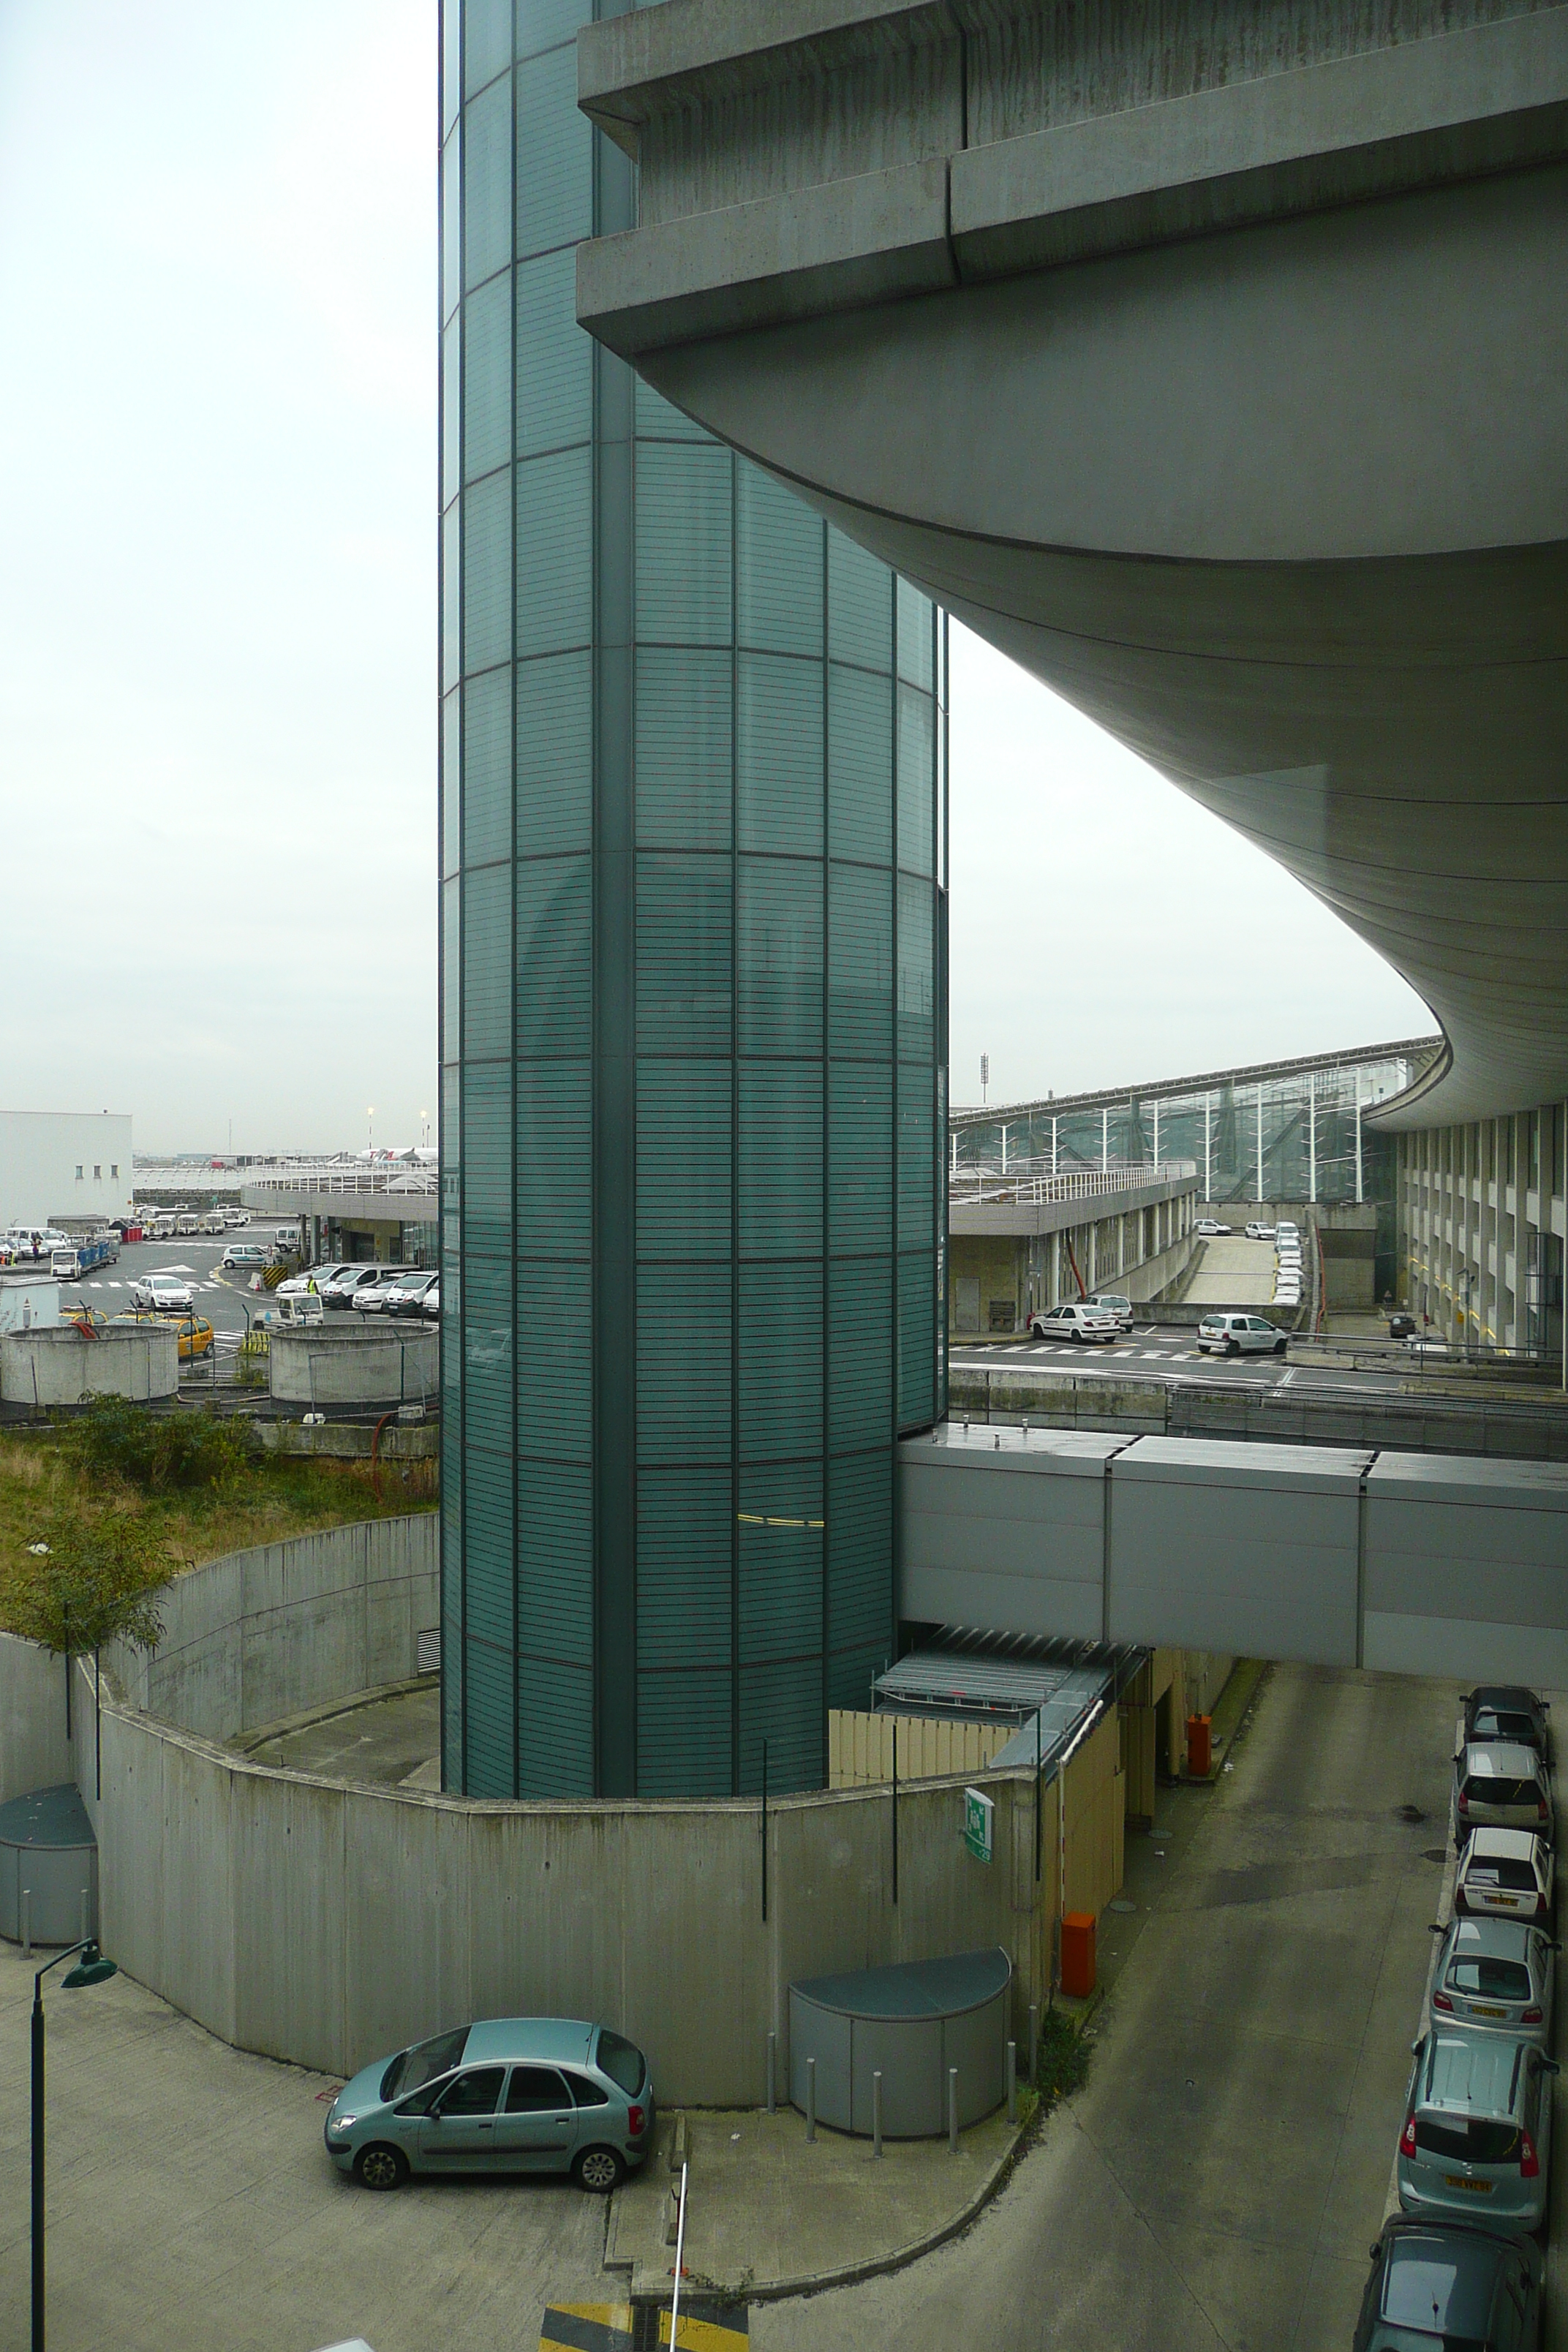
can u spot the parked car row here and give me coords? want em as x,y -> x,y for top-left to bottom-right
1357,1684 -> 1558,2348
274,1263 -> 440,1319
1273,1218 -> 1303,1309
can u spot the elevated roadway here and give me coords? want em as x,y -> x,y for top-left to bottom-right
578,1 -> 1568,1126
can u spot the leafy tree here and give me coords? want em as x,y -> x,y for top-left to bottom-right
5,1507 -> 171,1655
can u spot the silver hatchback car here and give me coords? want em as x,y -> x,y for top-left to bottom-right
324,2017 -> 654,2193
1453,1742 -> 1554,1847
1398,2031 -> 1557,2236
1429,1917 -> 1556,2048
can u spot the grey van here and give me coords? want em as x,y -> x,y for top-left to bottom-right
323,2016 -> 653,2193
1398,2031 -> 1557,2235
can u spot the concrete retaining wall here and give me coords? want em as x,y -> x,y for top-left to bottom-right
110,1515 -> 439,1743
0,1635 -> 76,1807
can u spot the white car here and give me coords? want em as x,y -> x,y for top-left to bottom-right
278,1262 -> 349,1298
1194,1218 -> 1231,1237
1196,1312 -> 1288,1356
222,1243 -> 271,1269
1275,1222 -> 1301,1245
1028,1300 -> 1120,1344
1244,1221 -> 1276,1240
1455,1827 -> 1555,1924
129,1273 -> 195,1312
1085,1292 -> 1133,1331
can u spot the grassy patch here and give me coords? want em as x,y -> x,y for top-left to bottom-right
1033,2005 -> 1093,2110
0,1418 -> 435,1637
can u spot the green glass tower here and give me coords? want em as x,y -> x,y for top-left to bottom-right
440,0 -> 947,1799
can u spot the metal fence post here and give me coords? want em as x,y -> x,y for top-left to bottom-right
948,2066 -> 959,2154
872,2069 -> 883,2159
1006,2039 -> 1017,2125
805,2056 -> 817,2143
21,1888 -> 31,1959
1028,2001 -> 1039,2084
766,2031 -> 776,2116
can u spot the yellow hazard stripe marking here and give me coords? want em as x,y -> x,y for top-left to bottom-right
658,2315 -> 750,2349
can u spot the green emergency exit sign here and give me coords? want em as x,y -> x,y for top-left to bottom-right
964,1786 -> 994,1863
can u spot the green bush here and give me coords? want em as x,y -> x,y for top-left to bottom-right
4,1505 -> 171,1654
62,1397 -> 254,1495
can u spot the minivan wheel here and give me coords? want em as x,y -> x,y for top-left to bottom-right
354,2143 -> 409,2192
573,2146 -> 625,2194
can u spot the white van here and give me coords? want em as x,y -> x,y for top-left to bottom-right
4,1226 -> 70,1262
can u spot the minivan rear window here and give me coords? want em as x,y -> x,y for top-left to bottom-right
1466,1778 -> 1539,1809
596,2027 -> 646,2095
1467,1857 -> 1537,1893
380,2024 -> 470,2102
1414,2117 -> 1521,2165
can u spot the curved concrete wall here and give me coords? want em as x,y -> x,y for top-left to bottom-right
268,1327 -> 437,1409
1,1323 -> 176,1404
0,1520 -> 1054,2101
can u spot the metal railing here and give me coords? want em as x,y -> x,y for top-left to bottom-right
949,1159 -> 1198,1208
243,1171 -> 437,1198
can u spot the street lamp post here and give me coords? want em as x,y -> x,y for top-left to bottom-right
32,1938 -> 117,2352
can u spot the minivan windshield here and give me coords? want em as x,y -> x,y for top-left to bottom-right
595,2027 -> 646,2095
380,2024 -> 470,2102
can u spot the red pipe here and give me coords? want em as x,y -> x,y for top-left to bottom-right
370,1409 -> 395,1504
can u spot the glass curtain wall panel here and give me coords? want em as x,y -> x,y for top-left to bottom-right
439,0 -> 946,1800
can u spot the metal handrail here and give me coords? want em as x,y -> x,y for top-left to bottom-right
949,1160 -> 1198,1207
243,1171 -> 437,1197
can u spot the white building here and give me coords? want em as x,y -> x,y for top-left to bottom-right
0,1110 -> 134,1229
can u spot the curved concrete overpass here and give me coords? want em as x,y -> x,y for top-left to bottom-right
578,1 -> 1568,1126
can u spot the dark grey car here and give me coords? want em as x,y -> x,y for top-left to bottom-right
1354,2216 -> 1541,2350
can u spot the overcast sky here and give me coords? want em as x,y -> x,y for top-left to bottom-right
0,4 -> 1429,1154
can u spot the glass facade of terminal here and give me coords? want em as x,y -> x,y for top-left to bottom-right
439,0 -> 947,1800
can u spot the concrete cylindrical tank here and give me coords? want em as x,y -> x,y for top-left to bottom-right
788,1946 -> 1011,2138
0,1784 -> 98,1947
0,1324 -> 177,1405
269,1325 -> 437,1411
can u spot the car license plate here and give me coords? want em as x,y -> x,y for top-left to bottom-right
1494,1896 -> 1520,1908
1444,2176 -> 1493,2193
1469,2004 -> 1507,2018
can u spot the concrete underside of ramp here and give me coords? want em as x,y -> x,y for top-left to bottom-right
898,1425 -> 1568,1684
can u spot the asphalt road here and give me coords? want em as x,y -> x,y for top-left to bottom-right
757,1662 -> 1461,2352
54,1232 -> 273,1340
951,1333 -> 1426,1401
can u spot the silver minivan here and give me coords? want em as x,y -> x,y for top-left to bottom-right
324,2016 -> 654,2193
1428,1917 -> 1556,2048
1398,2031 -> 1557,2235
1454,1742 -> 1554,1847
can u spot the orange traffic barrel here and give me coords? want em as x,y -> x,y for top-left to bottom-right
1187,1714 -> 1213,1778
1060,1912 -> 1096,1999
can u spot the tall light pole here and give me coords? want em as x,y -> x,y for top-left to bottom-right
33,1938 -> 117,2351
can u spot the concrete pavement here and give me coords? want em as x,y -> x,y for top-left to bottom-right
751,1661 -> 1460,2352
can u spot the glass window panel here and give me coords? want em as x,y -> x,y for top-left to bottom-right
463,273 -> 510,483
636,1264 -> 731,1463
738,856 -> 823,1057
827,1450 -> 893,1660
442,498 -> 460,691
638,1060 -> 731,1255
463,467 -> 512,675
516,45 -> 592,258
829,865 -> 892,1058
635,374 -> 715,441
739,1266 -> 822,1460
442,312 -> 461,508
516,855 -> 591,1055
463,1062 -> 510,1257
737,654 -> 823,856
442,1064 -> 461,1172
829,1264 -> 892,1446
442,688 -> 460,878
518,1 -> 592,60
636,853 -> 732,1055
636,648 -> 732,849
516,446 -> 593,656
462,864 -> 509,1060
442,128 -> 460,323
517,651 -> 592,853
516,1458 -> 592,1657
462,667 -> 511,868
829,527 -> 892,670
739,1064 -> 822,1256
828,664 -> 892,865
636,443 -> 733,645
737,1659 -> 821,1795
516,1656 -> 592,1797
463,75 -> 511,291
898,1080 -> 935,1251
442,0 -> 459,136
897,873 -> 935,1062
737,463 -> 823,655
739,1463 -> 823,1667
463,1259 -> 513,1457
828,1065 -> 892,1254
464,0 -> 512,94
516,247 -> 591,456
637,1669 -> 733,1798
896,576 -> 935,689
517,1061 -> 589,1255
897,1249 -> 936,1429
897,684 -> 935,876
936,693 -> 948,887
638,1467 -> 731,1667
516,1262 -> 591,1459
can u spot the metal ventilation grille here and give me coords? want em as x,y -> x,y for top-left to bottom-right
415,1628 -> 440,1676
